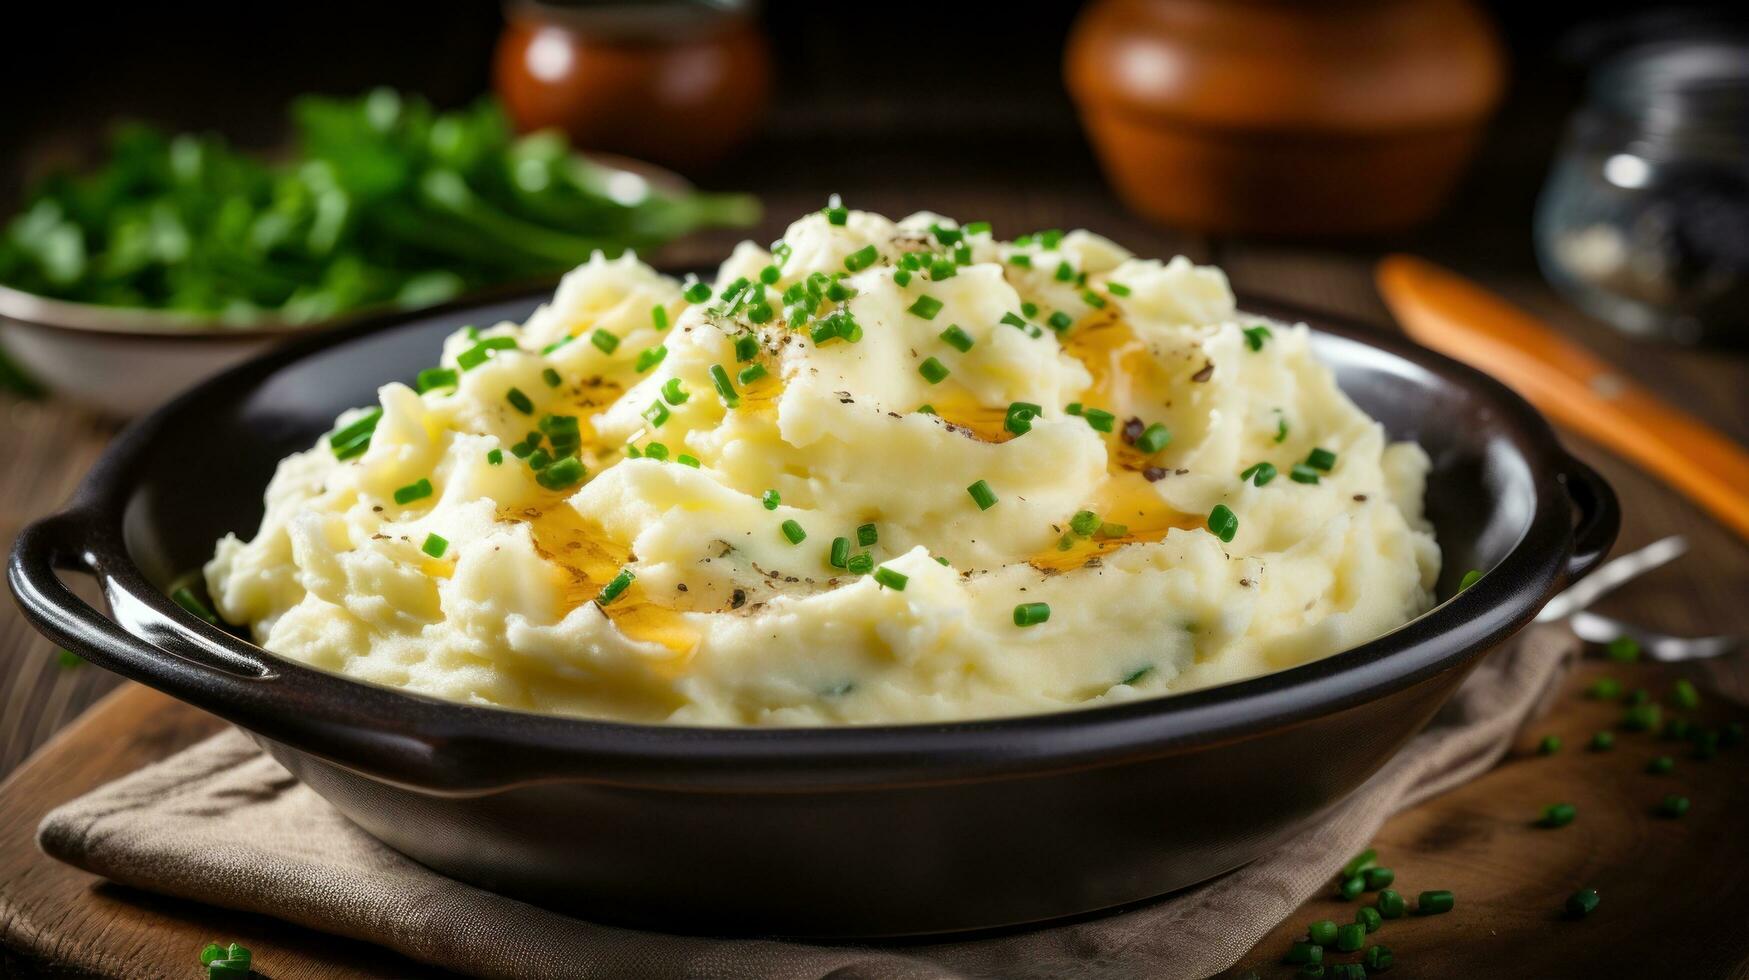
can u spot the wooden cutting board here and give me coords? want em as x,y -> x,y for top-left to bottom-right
2,662 -> 1744,979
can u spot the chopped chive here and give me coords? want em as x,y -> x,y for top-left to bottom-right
710,364 -> 740,407
929,257 -> 957,280
1376,889 -> 1407,919
847,552 -> 874,575
1416,890 -> 1455,915
1121,665 -> 1154,685
735,334 -> 760,362
1242,324 -> 1273,351
1648,755 -> 1675,774
1356,906 -> 1382,934
1285,941 -> 1322,965
486,448 -> 503,465
675,454 -> 700,468
536,456 -> 586,490
1047,310 -> 1074,332
824,194 -> 848,225
1136,423 -> 1171,454
781,519 -> 807,544
1082,408 -> 1116,432
964,221 -> 991,235
1342,849 -> 1378,879
1305,447 -> 1338,472
1070,510 -> 1102,536
916,403 -> 936,415
1241,462 -> 1277,486
1107,281 -> 1131,296
1363,866 -> 1394,890
857,523 -> 878,547
541,367 -> 563,388
826,279 -> 855,302
652,305 -> 669,330
1065,402 -> 1083,416
1207,504 -> 1239,542
457,336 -> 518,371
759,264 -> 781,285
873,566 -> 908,591
1005,401 -> 1042,436
643,400 -> 670,428
940,324 -> 974,352
1539,734 -> 1562,754
1054,260 -> 1074,282
1460,569 -> 1483,590
506,387 -> 534,415
662,378 -> 689,405
1590,730 -> 1615,751
329,408 -> 383,460
935,555 -> 950,566
762,489 -> 781,510
829,536 -> 851,568
642,442 -> 669,461
1605,635 -> 1641,662
999,311 -> 1028,329
737,363 -> 767,385
635,345 -> 668,372
597,567 -> 634,605
1289,463 -> 1321,484
1081,289 -> 1107,309
1339,874 -> 1364,900
171,587 -> 218,624
1022,301 -> 1040,318
683,280 -> 712,303
1672,678 -> 1700,710
967,479 -> 998,511
416,367 -> 458,393
591,329 -> 619,354
421,533 -> 449,558
1007,253 -> 1032,268
1623,702 -> 1662,732
844,244 -> 879,272
1097,521 -> 1128,538
393,479 -> 433,505
540,335 -> 574,355
1308,919 -> 1339,946
1335,922 -> 1365,952
1013,602 -> 1051,627
1565,888 -> 1600,918
908,295 -> 944,320
918,357 -> 950,384
1538,802 -> 1577,828
894,269 -> 912,287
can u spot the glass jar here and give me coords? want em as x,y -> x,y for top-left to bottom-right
1534,40 -> 1749,346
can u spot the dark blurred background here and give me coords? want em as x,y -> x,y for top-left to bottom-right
4,0 -> 1744,284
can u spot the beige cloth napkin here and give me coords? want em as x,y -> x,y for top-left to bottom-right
39,627 -> 1575,980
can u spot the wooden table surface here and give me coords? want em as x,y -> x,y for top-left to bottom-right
4,141 -> 1749,978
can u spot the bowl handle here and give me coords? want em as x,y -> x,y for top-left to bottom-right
1557,453 -> 1620,586
8,511 -> 273,688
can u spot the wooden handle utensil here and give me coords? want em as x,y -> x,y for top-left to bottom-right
1376,254 -> 1749,543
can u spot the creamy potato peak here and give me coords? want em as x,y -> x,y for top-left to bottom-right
207,208 -> 1440,724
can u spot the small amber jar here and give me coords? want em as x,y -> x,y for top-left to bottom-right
494,0 -> 771,174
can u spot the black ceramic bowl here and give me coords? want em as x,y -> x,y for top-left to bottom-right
9,290 -> 1617,938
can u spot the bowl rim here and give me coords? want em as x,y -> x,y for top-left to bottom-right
11,287 -> 1612,792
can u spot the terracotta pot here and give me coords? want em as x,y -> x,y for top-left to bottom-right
1066,0 -> 1507,236
494,1 -> 771,174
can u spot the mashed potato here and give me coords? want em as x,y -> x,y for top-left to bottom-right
206,207 -> 1439,725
